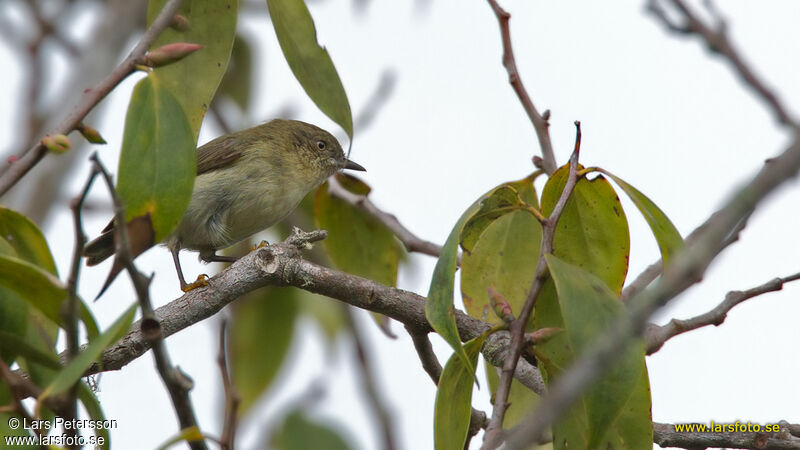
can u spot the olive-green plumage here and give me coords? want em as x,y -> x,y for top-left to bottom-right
84,119 -> 364,297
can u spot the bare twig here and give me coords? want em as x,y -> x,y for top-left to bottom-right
653,421 -> 800,449
217,320 -> 239,450
486,0 -> 557,174
90,154 -> 208,450
0,359 -> 46,438
0,0 -> 185,196
328,176 -> 444,258
647,0 -> 797,128
503,133 -> 800,449
646,271 -> 800,354
482,122 -> 582,448
345,307 -> 397,450
62,162 -> 102,449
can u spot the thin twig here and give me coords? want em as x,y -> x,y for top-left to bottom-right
62,163 -> 101,449
327,176 -> 444,258
0,0 -> 185,196
482,122 -> 582,448
0,359 -> 46,438
646,271 -> 800,354
486,0 -> 557,174
217,320 -> 239,450
502,132 -> 800,449
647,0 -> 797,128
345,307 -> 397,450
90,154 -> 209,450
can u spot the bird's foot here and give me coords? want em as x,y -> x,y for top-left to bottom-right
182,274 -> 209,292
250,240 -> 269,251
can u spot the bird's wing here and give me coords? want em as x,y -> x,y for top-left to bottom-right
196,133 -> 246,175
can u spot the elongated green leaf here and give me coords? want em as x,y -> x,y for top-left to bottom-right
461,175 -> 542,326
540,165 -> 630,294
0,207 -> 57,274
77,382 -> 111,450
272,410 -> 353,450
117,76 -> 196,242
41,303 -> 137,399
427,187 -> 496,373
538,255 -> 651,449
230,287 -> 298,414
484,363 -> 541,434
0,331 -> 60,369
434,335 -> 485,450
0,255 -> 99,340
267,0 -> 353,139
593,168 -> 683,265
315,176 -> 402,334
147,0 -> 237,137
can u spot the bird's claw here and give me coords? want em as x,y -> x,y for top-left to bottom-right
182,274 -> 209,292
250,240 -> 269,251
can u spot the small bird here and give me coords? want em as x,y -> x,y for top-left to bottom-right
84,119 -> 365,297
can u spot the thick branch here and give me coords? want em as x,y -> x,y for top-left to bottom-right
653,422 -> 800,449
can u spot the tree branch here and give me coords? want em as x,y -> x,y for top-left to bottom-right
486,0 -> 557,174
653,421 -> 800,449
646,271 -> 800,354
0,0 -> 185,197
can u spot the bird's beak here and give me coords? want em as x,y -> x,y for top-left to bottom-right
344,159 -> 366,171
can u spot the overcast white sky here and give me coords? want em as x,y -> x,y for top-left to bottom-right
2,0 -> 800,449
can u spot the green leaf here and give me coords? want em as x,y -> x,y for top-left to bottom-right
41,303 -> 137,399
117,76 -> 196,242
147,0 -> 238,137
460,184 -> 537,253
0,255 -> 99,341
0,207 -> 57,274
540,164 -> 630,294
230,287 -> 299,414
461,175 -> 542,327
426,188 -> 495,374
217,35 -> 253,112
538,255 -> 651,449
434,335 -> 484,450
592,168 -> 684,265
272,410 -> 353,450
0,331 -> 60,369
77,382 -> 111,450
267,0 -> 353,139
314,176 -> 402,334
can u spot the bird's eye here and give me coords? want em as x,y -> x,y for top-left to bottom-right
317,141 -> 326,150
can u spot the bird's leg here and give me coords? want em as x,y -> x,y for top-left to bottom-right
199,251 -> 238,263
172,246 -> 209,292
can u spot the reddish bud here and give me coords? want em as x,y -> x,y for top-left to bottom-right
488,287 -> 515,323
78,123 -> 107,144
7,155 -> 18,164
171,14 -> 191,32
528,327 -> 562,345
41,134 -> 71,154
141,43 -> 204,68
